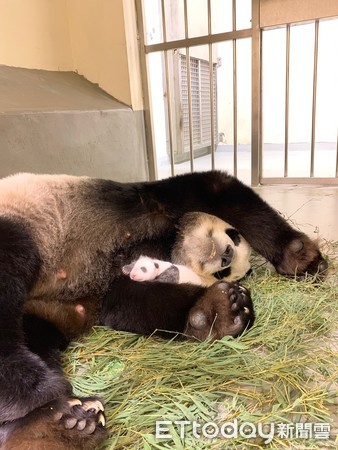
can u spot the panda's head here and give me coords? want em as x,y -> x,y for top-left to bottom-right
122,256 -> 160,282
172,212 -> 251,285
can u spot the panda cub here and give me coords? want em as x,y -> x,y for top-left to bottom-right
122,256 -> 204,285
172,212 -> 251,286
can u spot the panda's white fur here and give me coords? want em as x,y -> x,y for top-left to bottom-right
172,212 -> 251,286
123,255 -> 204,285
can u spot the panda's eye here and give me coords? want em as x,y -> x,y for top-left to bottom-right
141,266 -> 147,273
154,262 -> 159,269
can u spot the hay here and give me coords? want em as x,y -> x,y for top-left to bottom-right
63,244 -> 338,449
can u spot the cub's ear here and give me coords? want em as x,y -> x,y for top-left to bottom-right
122,263 -> 134,275
225,228 -> 241,246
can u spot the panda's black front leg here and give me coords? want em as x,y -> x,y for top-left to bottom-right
147,171 -> 327,279
0,218 -> 69,423
101,277 -> 254,340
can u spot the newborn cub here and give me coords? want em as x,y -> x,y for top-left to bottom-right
122,255 -> 204,285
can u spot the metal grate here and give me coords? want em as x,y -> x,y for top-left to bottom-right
137,0 -> 338,185
180,55 -> 217,152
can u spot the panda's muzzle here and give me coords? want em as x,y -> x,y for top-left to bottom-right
221,245 -> 234,267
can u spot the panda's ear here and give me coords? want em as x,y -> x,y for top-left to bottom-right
225,228 -> 241,246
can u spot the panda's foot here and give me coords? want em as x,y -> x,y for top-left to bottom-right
2,396 -> 107,450
276,236 -> 328,280
53,398 -> 105,433
184,282 -> 255,341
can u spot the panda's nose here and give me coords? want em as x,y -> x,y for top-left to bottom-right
221,245 -> 233,267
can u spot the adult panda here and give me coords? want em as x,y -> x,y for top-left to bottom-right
0,171 -> 327,448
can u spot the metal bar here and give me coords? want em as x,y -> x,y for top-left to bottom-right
310,19 -> 319,177
251,0 -> 262,186
144,28 -> 252,53
284,24 -> 290,178
160,0 -> 167,42
186,48 -> 194,172
208,0 -> 215,169
183,0 -> 188,38
260,177 -> 338,185
160,0 -> 175,176
232,0 -> 237,177
163,51 -> 175,177
134,0 -> 157,180
183,0 -> 194,172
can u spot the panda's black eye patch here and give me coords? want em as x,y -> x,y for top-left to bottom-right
225,228 -> 241,246
141,266 -> 147,273
154,262 -> 159,269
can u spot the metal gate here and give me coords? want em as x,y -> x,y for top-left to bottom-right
136,0 -> 338,186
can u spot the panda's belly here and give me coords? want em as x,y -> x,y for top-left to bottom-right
31,248 -> 116,301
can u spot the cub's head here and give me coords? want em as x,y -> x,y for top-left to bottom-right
122,256 -> 160,282
172,212 -> 251,286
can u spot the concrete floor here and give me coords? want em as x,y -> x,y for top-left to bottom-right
256,185 -> 338,242
255,185 -> 338,273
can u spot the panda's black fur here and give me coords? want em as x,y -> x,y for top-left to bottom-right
0,170 -> 327,449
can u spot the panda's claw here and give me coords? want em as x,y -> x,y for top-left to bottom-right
82,399 -> 104,414
98,412 -> 106,427
67,398 -> 82,408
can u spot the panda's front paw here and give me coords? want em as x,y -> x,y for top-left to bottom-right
184,282 -> 255,341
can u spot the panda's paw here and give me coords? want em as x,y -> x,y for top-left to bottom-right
51,397 -> 106,436
276,235 -> 328,280
184,282 -> 255,341
2,396 -> 107,450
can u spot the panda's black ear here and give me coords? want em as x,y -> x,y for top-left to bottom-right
225,228 -> 241,246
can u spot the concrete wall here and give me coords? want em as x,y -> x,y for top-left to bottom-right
0,66 -> 148,181
0,0 -> 141,108
0,110 -> 148,181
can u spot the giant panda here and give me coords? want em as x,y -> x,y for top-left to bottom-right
0,170 -> 327,449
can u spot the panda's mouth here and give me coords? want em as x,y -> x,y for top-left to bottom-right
213,267 -> 231,280
207,239 -> 217,260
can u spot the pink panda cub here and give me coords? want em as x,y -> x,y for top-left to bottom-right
122,255 -> 204,285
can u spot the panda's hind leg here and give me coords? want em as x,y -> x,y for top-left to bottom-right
0,217 -> 69,423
